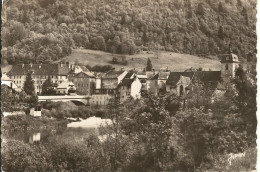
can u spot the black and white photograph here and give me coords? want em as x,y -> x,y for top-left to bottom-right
1,0 -> 257,171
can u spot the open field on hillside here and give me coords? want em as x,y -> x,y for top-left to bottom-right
1,65 -> 13,73
61,49 -> 221,72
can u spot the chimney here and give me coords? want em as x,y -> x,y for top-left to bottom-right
22,64 -> 24,68
121,67 -> 124,71
166,66 -> 168,72
152,69 -> 155,74
30,63 -> 32,68
61,63 -> 63,67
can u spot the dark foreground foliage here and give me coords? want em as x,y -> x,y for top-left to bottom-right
2,69 -> 256,171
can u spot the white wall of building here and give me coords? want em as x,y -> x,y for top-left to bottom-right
96,78 -> 101,89
130,78 -> 142,99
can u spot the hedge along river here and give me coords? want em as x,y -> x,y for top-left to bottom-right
3,116 -> 113,144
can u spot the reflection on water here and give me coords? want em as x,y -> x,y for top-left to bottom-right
3,117 -> 113,145
5,126 -> 99,144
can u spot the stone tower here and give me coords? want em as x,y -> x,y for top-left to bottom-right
219,50 -> 240,83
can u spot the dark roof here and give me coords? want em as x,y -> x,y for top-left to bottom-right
7,64 -> 70,76
150,71 -> 170,80
166,71 -> 221,85
118,78 -> 134,87
166,72 -> 194,85
150,73 -> 159,80
103,70 -> 125,79
124,72 -> 135,79
194,71 -> 221,82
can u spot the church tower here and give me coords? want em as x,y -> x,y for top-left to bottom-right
219,49 -> 240,83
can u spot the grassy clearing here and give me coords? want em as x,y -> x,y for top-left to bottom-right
1,65 -> 13,73
61,49 -> 221,71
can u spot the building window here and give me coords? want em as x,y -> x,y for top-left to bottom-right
225,64 -> 228,70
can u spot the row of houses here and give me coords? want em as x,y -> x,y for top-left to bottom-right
5,63 -> 96,95
3,51 -> 240,105
92,52 -> 240,105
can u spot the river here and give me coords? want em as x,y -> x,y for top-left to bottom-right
4,116 -> 113,144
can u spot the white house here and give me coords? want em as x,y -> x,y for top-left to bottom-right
118,75 -> 142,102
1,72 -> 21,92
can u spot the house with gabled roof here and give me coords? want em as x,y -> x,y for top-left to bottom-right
166,71 -> 222,96
101,69 -> 128,89
147,71 -> 170,95
56,81 -> 76,95
117,74 -> 142,102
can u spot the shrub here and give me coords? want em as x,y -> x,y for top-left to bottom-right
2,139 -> 53,171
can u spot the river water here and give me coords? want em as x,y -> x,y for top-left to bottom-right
4,117 -> 113,144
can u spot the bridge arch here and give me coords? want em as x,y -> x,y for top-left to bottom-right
70,100 -> 86,106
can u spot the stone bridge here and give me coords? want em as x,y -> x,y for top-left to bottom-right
38,95 -> 91,105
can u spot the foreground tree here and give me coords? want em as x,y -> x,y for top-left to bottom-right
41,76 -> 55,95
235,67 -> 256,144
103,97 -> 130,171
23,72 -> 35,96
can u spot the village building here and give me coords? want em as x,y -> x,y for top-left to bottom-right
91,89 -> 117,105
166,71 -> 222,96
56,81 -> 76,95
219,52 -> 240,84
101,69 -> 128,89
117,74 -> 142,102
7,63 -> 71,95
147,71 -> 170,95
165,51 -> 239,96
68,71 -> 96,95
166,73 -> 192,96
1,72 -> 21,92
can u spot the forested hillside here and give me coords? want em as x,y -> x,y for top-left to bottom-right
1,0 -> 256,65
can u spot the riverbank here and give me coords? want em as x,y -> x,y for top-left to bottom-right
2,115 -> 68,133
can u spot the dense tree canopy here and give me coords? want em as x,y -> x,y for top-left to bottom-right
1,0 -> 256,65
